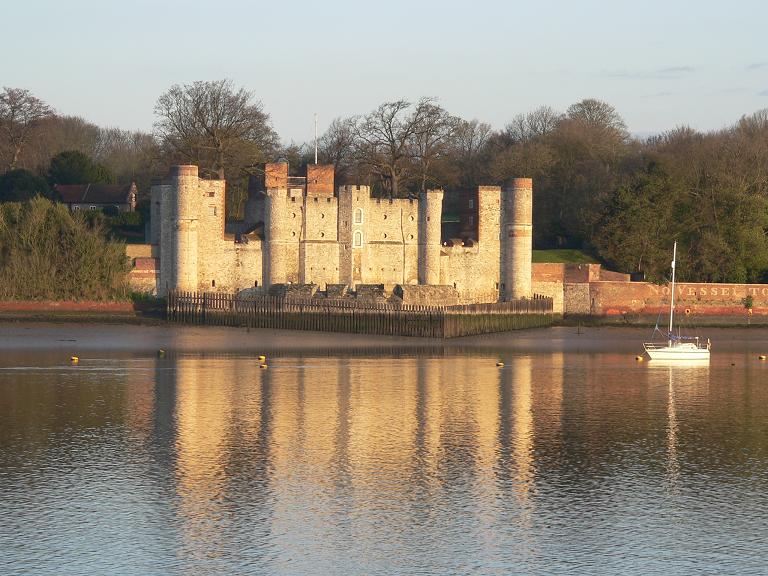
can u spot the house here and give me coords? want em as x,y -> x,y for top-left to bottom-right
55,183 -> 137,213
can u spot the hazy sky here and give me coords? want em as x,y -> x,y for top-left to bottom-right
3,0 -> 766,142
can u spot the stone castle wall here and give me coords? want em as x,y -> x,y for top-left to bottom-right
146,164 -> 534,303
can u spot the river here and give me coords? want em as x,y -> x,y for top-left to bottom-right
1,324 -> 767,575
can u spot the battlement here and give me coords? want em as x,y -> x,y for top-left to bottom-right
153,163 -> 533,304
338,184 -> 371,195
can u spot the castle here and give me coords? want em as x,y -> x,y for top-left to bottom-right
149,162 -> 533,303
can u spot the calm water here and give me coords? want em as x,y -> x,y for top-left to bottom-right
1,324 -> 767,575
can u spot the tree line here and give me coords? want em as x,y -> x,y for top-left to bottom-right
2,81 -> 768,283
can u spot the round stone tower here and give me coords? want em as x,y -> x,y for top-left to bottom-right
418,189 -> 444,285
265,189 -> 288,286
503,178 -> 533,300
170,165 -> 199,292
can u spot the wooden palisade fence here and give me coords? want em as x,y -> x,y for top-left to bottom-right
166,291 -> 554,338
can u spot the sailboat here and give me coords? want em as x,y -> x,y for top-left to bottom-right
643,242 -> 711,360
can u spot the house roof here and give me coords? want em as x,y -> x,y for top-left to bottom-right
55,183 -> 136,204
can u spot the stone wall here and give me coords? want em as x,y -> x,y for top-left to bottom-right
395,284 -> 460,306
128,257 -> 157,293
150,164 -> 536,303
564,282 -> 592,314
532,281 -> 564,314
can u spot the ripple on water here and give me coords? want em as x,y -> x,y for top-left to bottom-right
1,339 -> 768,575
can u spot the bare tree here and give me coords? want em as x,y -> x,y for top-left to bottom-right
502,106 -> 562,144
354,98 -> 436,198
154,80 -> 278,179
0,88 -> 54,170
452,119 -> 492,186
318,117 -> 357,182
410,101 -> 459,192
566,98 -> 628,138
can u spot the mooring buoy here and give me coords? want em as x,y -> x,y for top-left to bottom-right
70,356 -> 79,364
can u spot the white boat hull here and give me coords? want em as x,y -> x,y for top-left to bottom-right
644,343 -> 710,361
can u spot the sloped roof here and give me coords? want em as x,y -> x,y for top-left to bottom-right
55,183 -> 136,204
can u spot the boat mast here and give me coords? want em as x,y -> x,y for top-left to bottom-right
668,241 -> 677,346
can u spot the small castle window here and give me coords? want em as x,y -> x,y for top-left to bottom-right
383,233 -> 387,239
354,208 -> 364,224
314,197 -> 318,203
254,280 -> 259,287
326,197 -> 331,203
408,234 -> 413,240
409,215 -> 414,222
291,197 -> 296,203
353,230 -> 363,248
212,280 -> 216,287
291,212 -> 296,218
291,231 -> 296,237
321,213 -> 325,219
383,214 -> 387,220
320,232 -> 325,238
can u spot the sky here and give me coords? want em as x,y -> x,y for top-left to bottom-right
2,0 -> 767,143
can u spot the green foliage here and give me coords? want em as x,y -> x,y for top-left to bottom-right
0,169 -> 52,202
0,197 -> 130,300
110,211 -> 143,228
743,294 -> 754,309
47,150 -> 115,185
532,249 -> 599,264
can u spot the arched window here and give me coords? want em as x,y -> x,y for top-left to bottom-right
353,230 -> 363,248
353,207 -> 364,224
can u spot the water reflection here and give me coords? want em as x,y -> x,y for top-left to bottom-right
1,336 -> 768,575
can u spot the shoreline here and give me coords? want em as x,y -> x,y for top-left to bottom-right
0,310 -> 763,331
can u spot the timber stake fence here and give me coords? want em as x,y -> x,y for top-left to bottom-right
167,291 -> 554,338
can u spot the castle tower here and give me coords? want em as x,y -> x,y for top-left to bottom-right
503,178 -> 533,300
265,189 -> 289,286
418,189 -> 444,285
337,185 -> 370,287
170,165 -> 200,292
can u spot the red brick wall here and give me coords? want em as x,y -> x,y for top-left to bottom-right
306,164 -> 334,196
265,162 -> 288,189
589,281 -> 768,316
532,263 -> 565,282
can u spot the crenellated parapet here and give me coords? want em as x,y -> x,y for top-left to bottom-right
150,162 -> 533,304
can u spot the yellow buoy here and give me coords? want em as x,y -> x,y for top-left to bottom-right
70,356 -> 79,364
759,355 -> 766,361
258,355 -> 266,362
635,355 -> 644,361
496,362 -> 504,367
260,363 -> 268,369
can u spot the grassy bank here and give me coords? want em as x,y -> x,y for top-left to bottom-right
532,249 -> 599,264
